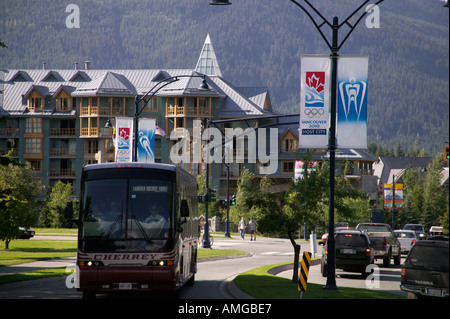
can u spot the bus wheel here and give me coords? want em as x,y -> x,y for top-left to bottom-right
187,274 -> 195,287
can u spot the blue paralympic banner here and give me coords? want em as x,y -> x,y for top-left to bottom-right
337,56 -> 369,149
137,118 -> 156,163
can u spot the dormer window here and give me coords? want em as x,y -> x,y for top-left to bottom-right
25,86 -> 46,112
28,96 -> 43,111
54,86 -> 73,111
55,92 -> 72,111
57,97 -> 70,111
281,129 -> 298,153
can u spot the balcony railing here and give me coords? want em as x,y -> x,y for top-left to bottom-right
81,105 -> 125,116
0,128 -> 20,137
49,148 -> 76,157
48,168 -> 76,178
0,148 -> 18,157
49,128 -> 76,137
166,105 -> 210,117
80,127 -> 113,137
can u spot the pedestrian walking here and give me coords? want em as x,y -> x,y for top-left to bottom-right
249,217 -> 257,241
238,217 -> 246,240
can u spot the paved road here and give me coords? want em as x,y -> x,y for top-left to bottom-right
0,235 -> 406,299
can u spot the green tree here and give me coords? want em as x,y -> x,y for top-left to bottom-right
422,154 -> 448,229
0,157 -> 40,249
402,167 -> 425,224
43,181 -> 73,228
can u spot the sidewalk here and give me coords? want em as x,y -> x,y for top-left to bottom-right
0,257 -> 77,276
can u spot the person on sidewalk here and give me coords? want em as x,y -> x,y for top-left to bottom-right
249,217 -> 257,241
238,217 -> 247,240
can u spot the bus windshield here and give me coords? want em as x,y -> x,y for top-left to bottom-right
80,178 -> 173,252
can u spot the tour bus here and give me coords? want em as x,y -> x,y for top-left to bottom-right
74,163 -> 199,298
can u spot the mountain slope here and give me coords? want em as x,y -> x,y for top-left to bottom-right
0,0 -> 448,154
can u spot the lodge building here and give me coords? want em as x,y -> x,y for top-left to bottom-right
0,35 -> 377,199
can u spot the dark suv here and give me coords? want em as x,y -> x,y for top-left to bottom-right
400,240 -> 449,299
321,230 -> 374,277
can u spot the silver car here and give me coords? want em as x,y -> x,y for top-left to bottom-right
394,230 -> 417,254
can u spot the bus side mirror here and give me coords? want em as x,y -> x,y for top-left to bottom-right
180,199 -> 189,218
64,201 -> 74,220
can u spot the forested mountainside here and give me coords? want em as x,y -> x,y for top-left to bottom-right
1,0 -> 448,155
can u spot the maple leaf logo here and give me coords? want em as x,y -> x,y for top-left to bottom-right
119,128 -> 130,141
306,72 -> 325,93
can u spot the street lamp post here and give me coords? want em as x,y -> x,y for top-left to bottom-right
132,75 -> 209,162
203,119 -> 212,248
210,0 -> 386,290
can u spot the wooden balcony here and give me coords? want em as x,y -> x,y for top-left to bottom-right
49,148 -> 76,157
80,127 -> 113,138
49,128 -> 76,137
0,148 -> 18,157
0,128 -> 20,137
166,105 -> 210,117
48,168 -> 76,178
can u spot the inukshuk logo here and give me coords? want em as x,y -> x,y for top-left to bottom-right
304,72 -> 325,118
338,77 -> 367,123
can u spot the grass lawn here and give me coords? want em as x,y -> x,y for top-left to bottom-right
0,240 -> 77,267
234,262 -> 405,299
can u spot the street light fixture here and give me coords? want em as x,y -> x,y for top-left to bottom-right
132,74 -> 210,162
209,0 -> 386,290
210,0 -> 232,5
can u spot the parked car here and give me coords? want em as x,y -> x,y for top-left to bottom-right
319,226 -> 354,245
321,229 -> 374,277
394,230 -> 417,254
403,224 -> 426,240
18,227 -> 35,239
400,240 -> 449,299
428,226 -> 444,238
356,223 -> 401,267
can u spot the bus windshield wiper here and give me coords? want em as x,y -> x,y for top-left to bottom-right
102,215 -> 122,241
131,215 -> 150,242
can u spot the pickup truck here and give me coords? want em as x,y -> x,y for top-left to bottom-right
356,223 -> 401,267
400,240 -> 449,299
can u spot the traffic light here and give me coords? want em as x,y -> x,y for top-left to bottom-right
445,144 -> 449,161
198,194 -> 206,203
230,194 -> 236,206
208,188 -> 217,202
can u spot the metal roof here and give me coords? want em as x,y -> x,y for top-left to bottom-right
195,34 -> 222,77
0,68 -> 275,119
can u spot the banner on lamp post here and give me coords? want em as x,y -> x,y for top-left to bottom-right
137,118 -> 156,163
115,117 -> 133,162
384,183 -> 404,209
337,56 -> 369,149
294,160 -> 318,181
299,55 -> 331,149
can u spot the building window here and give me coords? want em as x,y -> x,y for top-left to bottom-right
57,97 -> 71,111
25,138 -> 42,154
282,161 -> 294,174
143,97 -> 158,112
25,118 -> 42,134
28,97 -> 43,111
84,159 -> 98,165
27,160 -> 42,172
104,139 -> 115,156
282,138 -> 298,153
85,139 -> 98,154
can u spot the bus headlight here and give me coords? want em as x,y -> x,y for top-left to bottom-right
147,260 -> 174,267
79,260 -> 103,267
